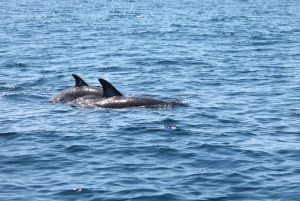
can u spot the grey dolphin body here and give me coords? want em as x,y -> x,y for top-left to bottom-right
51,74 -> 103,103
73,78 -> 186,109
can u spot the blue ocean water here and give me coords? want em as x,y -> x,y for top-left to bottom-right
1,0 -> 300,200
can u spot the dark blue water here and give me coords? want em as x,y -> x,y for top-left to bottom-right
1,0 -> 300,200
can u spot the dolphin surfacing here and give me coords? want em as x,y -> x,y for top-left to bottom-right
51,74 -> 103,103
72,78 -> 186,109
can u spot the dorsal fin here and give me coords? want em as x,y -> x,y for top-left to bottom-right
72,74 -> 89,87
98,78 -> 123,97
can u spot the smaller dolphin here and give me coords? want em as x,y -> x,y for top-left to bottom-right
51,74 -> 103,103
72,78 -> 186,109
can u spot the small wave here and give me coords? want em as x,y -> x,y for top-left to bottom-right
65,144 -> 91,153
156,60 -> 179,65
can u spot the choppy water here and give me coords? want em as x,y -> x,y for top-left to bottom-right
1,0 -> 300,200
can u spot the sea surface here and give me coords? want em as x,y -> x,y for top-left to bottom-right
1,0 -> 300,200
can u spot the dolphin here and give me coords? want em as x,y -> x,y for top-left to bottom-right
51,74 -> 103,103
72,78 -> 186,109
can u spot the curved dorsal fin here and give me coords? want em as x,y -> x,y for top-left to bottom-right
72,74 -> 89,87
98,78 -> 123,97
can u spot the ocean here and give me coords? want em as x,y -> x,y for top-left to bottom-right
1,0 -> 300,200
